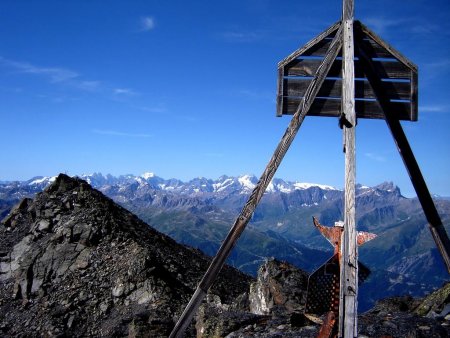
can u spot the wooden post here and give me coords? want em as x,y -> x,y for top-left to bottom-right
339,0 -> 358,337
169,24 -> 344,338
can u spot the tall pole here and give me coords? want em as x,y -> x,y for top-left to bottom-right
340,0 -> 358,337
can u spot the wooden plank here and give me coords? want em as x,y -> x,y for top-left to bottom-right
410,70 -> 419,121
278,21 -> 340,68
355,20 -> 418,72
169,23 -> 344,338
355,38 -> 398,59
282,97 -> 412,120
283,78 -> 411,100
276,67 -> 285,117
285,58 -> 411,79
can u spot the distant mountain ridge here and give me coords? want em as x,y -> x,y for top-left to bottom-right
1,172 -> 449,312
23,172 -> 340,195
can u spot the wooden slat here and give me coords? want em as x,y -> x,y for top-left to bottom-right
276,68 -> 284,117
355,38 -> 396,59
410,70 -> 419,121
355,20 -> 417,72
278,21 -> 341,68
283,78 -> 411,100
285,58 -> 411,79
281,97 -> 412,120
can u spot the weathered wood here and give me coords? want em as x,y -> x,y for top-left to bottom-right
276,67 -> 285,116
356,21 -> 417,72
340,2 -> 358,334
277,23 -> 338,117
278,24 -> 417,121
411,69 -> 419,122
285,58 -> 411,79
283,77 -> 411,100
282,97 -> 412,120
355,27 -> 450,274
169,23 -> 344,338
278,21 -> 340,68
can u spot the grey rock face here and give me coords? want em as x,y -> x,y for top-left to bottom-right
249,258 -> 308,315
0,174 -> 252,337
194,259 -> 450,337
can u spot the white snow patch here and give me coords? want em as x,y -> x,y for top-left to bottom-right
28,176 -> 56,185
293,182 -> 336,190
266,181 -> 275,192
238,175 -> 256,190
141,172 -> 155,179
213,178 -> 234,192
276,183 -> 291,193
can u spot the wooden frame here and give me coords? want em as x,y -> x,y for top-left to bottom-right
277,21 -> 418,122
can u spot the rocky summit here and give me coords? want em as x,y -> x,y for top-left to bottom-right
0,174 -> 252,337
0,173 -> 449,337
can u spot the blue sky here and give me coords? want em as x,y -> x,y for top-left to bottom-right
1,0 -> 449,197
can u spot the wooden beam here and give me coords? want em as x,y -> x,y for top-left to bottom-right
356,20 -> 417,72
283,77 -> 411,100
282,96 -> 412,120
277,22 -> 341,117
278,21 -> 340,68
285,58 -> 412,79
340,0 -> 358,337
169,23 -> 344,338
355,22 -> 450,273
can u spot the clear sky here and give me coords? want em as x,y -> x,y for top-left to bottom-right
1,0 -> 449,197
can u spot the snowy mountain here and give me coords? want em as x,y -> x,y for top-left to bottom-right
76,172 -> 340,195
1,171 -> 449,312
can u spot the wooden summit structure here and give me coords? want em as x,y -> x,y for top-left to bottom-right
170,1 -> 450,337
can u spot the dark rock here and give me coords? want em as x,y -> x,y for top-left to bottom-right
249,258 -> 308,315
0,174 -> 252,337
415,282 -> 450,318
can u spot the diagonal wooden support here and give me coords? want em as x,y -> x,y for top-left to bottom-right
169,23 -> 344,338
355,21 -> 450,273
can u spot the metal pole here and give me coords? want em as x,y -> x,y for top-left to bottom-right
339,0 -> 358,337
169,24 -> 344,338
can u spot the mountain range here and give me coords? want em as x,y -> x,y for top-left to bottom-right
2,174 -> 448,337
1,172 -> 449,311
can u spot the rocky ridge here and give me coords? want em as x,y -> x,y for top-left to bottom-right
198,259 -> 450,337
0,174 -> 252,337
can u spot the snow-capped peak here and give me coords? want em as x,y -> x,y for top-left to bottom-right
292,182 -> 337,191
238,175 -> 257,190
141,172 -> 155,180
28,176 -> 56,185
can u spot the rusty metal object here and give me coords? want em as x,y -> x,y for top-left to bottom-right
317,311 -> 337,338
313,217 -> 344,256
306,253 -> 340,315
306,217 -> 377,335
357,230 -> 377,246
